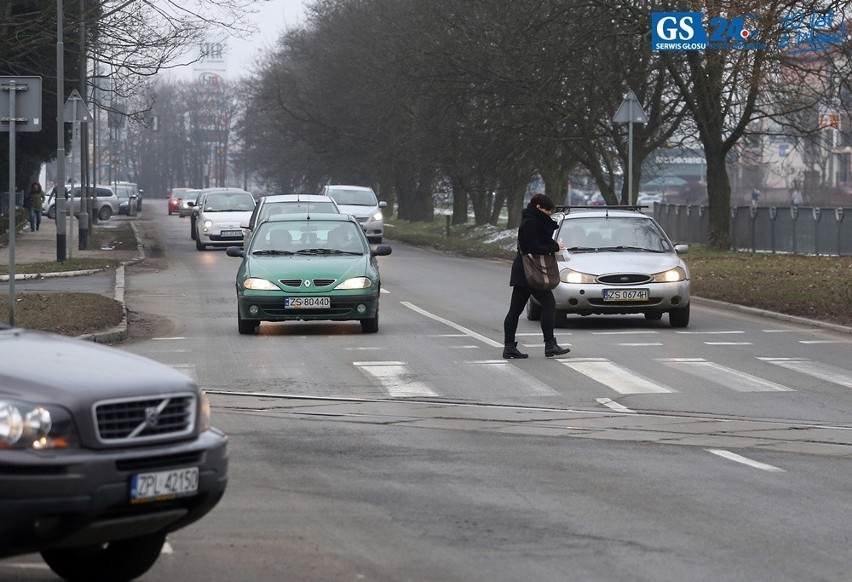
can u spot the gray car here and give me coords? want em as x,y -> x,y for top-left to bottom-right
319,185 -> 386,243
45,185 -> 120,221
0,326 -> 229,581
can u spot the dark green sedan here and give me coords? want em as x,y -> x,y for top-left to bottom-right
226,213 -> 391,334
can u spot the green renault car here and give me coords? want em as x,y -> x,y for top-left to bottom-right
226,213 -> 391,334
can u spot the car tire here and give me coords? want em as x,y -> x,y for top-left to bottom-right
526,299 -> 542,321
98,205 -> 112,221
238,313 -> 258,335
41,532 -> 166,582
195,235 -> 206,251
190,218 -> 197,240
644,312 -> 663,321
168,208 -> 173,215
361,314 -> 379,333
669,304 -> 690,328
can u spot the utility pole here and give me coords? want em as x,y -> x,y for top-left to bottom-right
613,89 -> 649,205
78,0 -> 90,247
56,0 -> 67,262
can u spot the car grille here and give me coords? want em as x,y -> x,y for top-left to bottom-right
597,273 -> 652,284
279,279 -> 336,287
94,393 -> 196,444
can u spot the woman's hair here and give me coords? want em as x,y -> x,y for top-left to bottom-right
30,182 -> 42,191
530,193 -> 555,211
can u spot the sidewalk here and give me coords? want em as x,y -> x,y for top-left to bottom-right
1,215 -> 145,343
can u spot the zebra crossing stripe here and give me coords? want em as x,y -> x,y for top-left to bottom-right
560,359 -> 674,394
759,358 -> 852,389
660,359 -> 793,392
354,361 -> 438,398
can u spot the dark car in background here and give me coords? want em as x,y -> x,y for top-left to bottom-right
0,326 -> 229,581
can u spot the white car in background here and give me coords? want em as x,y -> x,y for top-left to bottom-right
319,184 -> 386,243
192,188 -> 256,251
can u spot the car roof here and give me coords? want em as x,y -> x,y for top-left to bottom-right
262,212 -> 354,224
555,206 -> 651,219
324,185 -> 374,191
260,194 -> 336,203
201,187 -> 251,194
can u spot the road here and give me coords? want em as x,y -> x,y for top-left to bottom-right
4,205 -> 852,581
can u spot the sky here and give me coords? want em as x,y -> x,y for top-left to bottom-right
169,0 -> 308,82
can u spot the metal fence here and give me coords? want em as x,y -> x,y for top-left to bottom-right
654,204 -> 852,256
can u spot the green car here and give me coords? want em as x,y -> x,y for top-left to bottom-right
226,213 -> 391,334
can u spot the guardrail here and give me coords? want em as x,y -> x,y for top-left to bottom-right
653,204 -> 852,256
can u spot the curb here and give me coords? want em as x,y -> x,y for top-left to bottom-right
691,296 -> 852,336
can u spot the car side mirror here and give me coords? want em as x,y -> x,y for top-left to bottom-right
379,201 -> 387,208
226,246 -> 245,258
674,244 -> 689,254
371,244 -> 392,256
186,201 -> 195,207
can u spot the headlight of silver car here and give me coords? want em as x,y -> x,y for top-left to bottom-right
560,269 -> 597,284
371,210 -> 383,221
243,277 -> 279,290
651,266 -> 687,283
203,219 -> 213,229
0,399 -> 78,450
335,277 -> 372,290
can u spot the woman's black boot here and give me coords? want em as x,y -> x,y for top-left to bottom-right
544,339 -> 570,358
503,341 -> 529,359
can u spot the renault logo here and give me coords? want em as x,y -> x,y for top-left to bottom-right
304,280 -> 312,287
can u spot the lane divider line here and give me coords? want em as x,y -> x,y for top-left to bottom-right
706,449 -> 786,472
401,301 -> 501,347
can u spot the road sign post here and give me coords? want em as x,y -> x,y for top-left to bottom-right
613,89 -> 649,204
64,88 -> 92,253
1,76 -> 43,326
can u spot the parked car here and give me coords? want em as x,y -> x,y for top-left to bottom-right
111,182 -> 139,216
112,181 -> 142,211
0,325 -> 229,581
190,188 -> 256,250
169,187 -> 201,216
319,185 -> 386,243
528,206 -> 691,327
637,192 -> 663,207
241,193 -> 340,244
226,213 -> 391,334
45,184 -> 120,221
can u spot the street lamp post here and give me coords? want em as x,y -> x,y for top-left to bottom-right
56,0 -> 66,262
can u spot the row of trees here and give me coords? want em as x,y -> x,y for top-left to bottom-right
236,0 -> 852,248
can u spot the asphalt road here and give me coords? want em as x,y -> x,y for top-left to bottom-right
4,205 -> 852,581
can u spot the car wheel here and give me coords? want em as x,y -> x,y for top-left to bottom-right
526,299 -> 542,321
190,218 -> 197,240
168,208 -> 173,215
98,205 -> 112,221
41,532 -> 165,582
554,309 -> 568,328
644,312 -> 663,321
47,205 -> 56,220
195,235 -> 206,251
361,314 -> 379,333
238,312 -> 258,335
669,304 -> 690,328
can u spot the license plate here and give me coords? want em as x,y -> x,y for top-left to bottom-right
285,296 -> 331,309
603,288 -> 649,301
221,230 -> 242,237
130,467 -> 199,503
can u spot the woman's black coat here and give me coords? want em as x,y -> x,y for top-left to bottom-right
510,204 -> 560,287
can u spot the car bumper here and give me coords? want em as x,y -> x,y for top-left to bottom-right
0,428 -> 228,558
356,218 -> 383,240
199,231 -> 245,247
237,290 -> 380,322
552,281 -> 690,314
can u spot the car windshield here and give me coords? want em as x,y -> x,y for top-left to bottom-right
557,217 -> 671,252
328,189 -> 376,206
260,202 -> 338,223
251,221 -> 365,255
203,192 -> 255,212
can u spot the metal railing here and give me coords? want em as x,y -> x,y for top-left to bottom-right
654,204 -> 852,256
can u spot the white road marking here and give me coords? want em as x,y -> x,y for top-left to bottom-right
596,397 -> 635,413
618,342 -> 664,346
560,358 -> 674,394
401,301 -> 501,347
162,542 -> 173,554
762,329 -> 795,333
345,346 -> 384,351
660,359 -> 793,392
449,345 -> 480,349
468,361 -> 559,396
354,361 -> 438,397
0,563 -> 50,570
704,342 -> 753,346
591,330 -> 658,335
706,449 -> 785,472
799,340 -> 846,344
759,358 -> 852,389
381,288 -> 389,293
152,337 -> 188,341
676,330 -> 744,334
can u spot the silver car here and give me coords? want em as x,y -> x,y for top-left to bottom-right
319,185 -> 386,243
528,206 -> 691,327
241,193 -> 340,244
45,185 -> 120,221
191,188 -> 256,250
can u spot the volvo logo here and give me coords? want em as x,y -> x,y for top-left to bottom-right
144,407 -> 160,428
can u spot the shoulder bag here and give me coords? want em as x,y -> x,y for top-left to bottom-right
522,252 -> 559,291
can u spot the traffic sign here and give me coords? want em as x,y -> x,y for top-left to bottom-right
63,89 -> 92,123
613,90 -> 648,124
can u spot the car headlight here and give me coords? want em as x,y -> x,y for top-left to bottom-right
0,399 -> 78,450
560,269 -> 597,284
335,277 -> 372,290
371,211 -> 383,221
243,277 -> 279,290
199,391 -> 212,432
651,267 -> 687,283
203,219 -> 213,229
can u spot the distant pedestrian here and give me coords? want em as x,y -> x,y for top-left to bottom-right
791,189 -> 803,207
26,182 -> 44,232
750,188 -> 760,207
502,193 -> 571,359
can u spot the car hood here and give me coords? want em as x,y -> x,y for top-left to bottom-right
334,204 -> 376,218
563,251 -> 684,275
201,210 -> 253,224
0,328 -> 196,407
245,254 -> 372,284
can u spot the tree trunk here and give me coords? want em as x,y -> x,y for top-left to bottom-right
705,147 -> 731,250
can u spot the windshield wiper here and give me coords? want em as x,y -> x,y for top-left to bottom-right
252,249 -> 295,255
